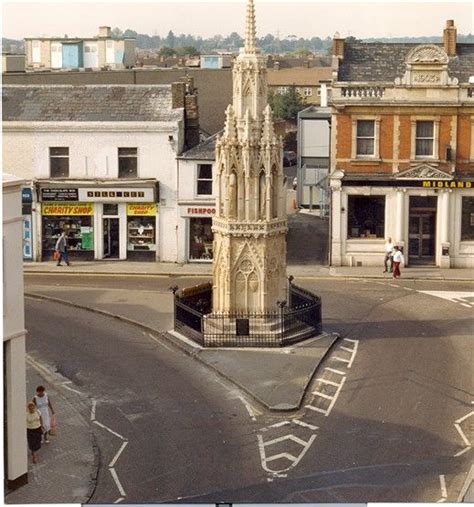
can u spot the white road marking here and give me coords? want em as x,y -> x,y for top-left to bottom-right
324,376 -> 347,416
453,410 -> 473,456
238,395 -> 257,421
113,498 -> 125,504
436,499 -> 446,503
312,391 -> 333,400
325,367 -> 346,375
403,287 -> 415,291
454,446 -> 471,457
269,421 -> 291,429
305,404 -> 328,415
293,420 -> 318,430
340,346 -> 354,353
109,441 -> 128,468
317,378 -> 341,387
90,399 -> 97,421
109,467 -> 126,497
93,420 -> 127,441
147,332 -> 174,352
262,434 -> 309,447
61,382 -> 83,395
456,411 -> 474,424
419,290 -> 474,308
454,423 -> 471,447
388,283 -> 399,288
439,474 -> 448,498
343,338 -> 358,344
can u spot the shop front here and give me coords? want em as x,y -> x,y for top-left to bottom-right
180,206 -> 216,262
331,172 -> 474,268
21,187 -> 33,260
37,182 -> 159,262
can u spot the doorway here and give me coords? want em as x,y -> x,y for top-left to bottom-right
103,218 -> 120,258
408,196 -> 436,265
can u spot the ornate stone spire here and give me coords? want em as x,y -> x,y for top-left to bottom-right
244,0 -> 257,54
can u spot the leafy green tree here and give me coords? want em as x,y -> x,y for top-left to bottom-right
111,27 -> 123,39
165,30 -> 176,48
159,46 -> 176,57
175,46 -> 200,57
268,87 -> 307,121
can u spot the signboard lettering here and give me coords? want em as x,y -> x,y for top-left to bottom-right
42,202 -> 94,216
126,203 -> 157,216
41,188 -> 79,201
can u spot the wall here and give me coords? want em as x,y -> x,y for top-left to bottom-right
2,176 -> 28,489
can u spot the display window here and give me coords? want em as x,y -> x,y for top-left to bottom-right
347,195 -> 385,239
42,215 -> 94,259
189,217 -> 213,261
127,217 -> 156,251
461,197 -> 474,241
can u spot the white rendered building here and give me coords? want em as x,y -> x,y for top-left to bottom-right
3,173 -> 28,490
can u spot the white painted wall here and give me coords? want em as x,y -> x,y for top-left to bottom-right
301,119 -> 330,158
2,174 -> 28,486
3,121 -> 185,262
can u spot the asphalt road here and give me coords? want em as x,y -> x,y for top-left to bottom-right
24,274 -> 473,502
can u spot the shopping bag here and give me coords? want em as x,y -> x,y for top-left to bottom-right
53,250 -> 60,261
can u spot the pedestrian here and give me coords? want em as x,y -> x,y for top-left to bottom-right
26,401 -> 43,464
383,236 -> 394,273
55,231 -> 70,266
33,385 -> 55,444
392,245 -> 404,279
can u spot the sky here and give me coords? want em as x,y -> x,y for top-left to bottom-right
2,0 -> 473,41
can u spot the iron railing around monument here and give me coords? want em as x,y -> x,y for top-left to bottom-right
172,280 -> 322,347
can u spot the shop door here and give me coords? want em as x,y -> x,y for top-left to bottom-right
103,218 -> 120,258
409,214 -> 436,264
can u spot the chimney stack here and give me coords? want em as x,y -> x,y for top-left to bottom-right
98,26 -> 112,38
172,78 -> 200,150
332,32 -> 345,60
443,20 -> 457,57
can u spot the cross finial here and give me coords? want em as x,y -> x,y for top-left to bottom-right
244,0 -> 257,53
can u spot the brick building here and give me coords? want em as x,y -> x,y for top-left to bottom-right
329,21 -> 474,268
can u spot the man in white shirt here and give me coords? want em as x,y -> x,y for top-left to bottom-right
383,237 -> 394,273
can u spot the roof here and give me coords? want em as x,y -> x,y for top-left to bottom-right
179,132 -> 219,160
268,56 -> 333,68
267,67 -> 333,86
24,37 -> 135,41
2,85 -> 183,122
338,42 -> 474,83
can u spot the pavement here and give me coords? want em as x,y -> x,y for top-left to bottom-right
5,359 -> 98,504
23,259 -> 474,280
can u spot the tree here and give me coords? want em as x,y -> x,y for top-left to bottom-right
175,46 -> 200,57
111,27 -> 123,39
159,46 -> 176,57
268,87 -> 307,121
165,30 -> 176,48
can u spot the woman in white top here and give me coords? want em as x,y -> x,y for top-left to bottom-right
33,385 -> 55,443
26,401 -> 43,463
392,246 -> 404,279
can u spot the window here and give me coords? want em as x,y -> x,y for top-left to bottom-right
356,120 -> 375,156
278,86 -> 289,94
461,197 -> 474,241
189,218 -> 213,261
197,164 -> 213,195
415,121 -> 434,157
303,88 -> 313,97
32,40 -> 41,63
118,148 -> 137,178
49,147 -> 69,178
348,195 -> 385,239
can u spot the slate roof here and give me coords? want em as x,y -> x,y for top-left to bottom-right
179,131 -> 219,160
338,43 -> 474,83
268,67 -> 333,86
2,85 -> 184,122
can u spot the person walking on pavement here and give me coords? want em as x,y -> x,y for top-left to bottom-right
392,245 -> 404,279
55,231 -> 70,266
383,237 -> 394,273
33,385 -> 55,444
26,401 -> 43,464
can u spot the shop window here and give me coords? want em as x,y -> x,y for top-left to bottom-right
118,148 -> 138,178
197,164 -> 213,195
127,217 -> 156,251
50,147 -> 69,178
461,197 -> 474,241
415,121 -> 434,157
42,216 -> 94,257
356,120 -> 375,156
189,217 -> 213,261
348,195 -> 385,239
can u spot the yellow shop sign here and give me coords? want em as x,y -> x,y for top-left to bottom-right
422,180 -> 472,188
42,202 -> 94,216
126,203 -> 157,216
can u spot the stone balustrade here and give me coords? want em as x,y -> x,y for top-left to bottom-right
341,86 -> 386,98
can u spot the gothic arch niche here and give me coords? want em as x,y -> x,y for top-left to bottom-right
271,165 -> 279,218
258,170 -> 266,220
229,171 -> 238,218
233,258 -> 260,311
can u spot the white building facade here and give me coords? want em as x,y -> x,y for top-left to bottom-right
3,174 -> 28,490
2,84 -> 193,263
